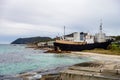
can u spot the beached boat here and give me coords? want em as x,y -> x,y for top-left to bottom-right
54,40 -> 112,51
54,22 -> 113,51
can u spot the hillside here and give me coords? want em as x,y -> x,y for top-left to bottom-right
11,37 -> 52,44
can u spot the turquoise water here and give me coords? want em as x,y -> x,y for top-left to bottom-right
0,44 -> 92,75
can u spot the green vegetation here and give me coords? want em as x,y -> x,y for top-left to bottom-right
108,42 -> 120,51
83,42 -> 120,55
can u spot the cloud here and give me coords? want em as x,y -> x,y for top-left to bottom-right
0,19 -> 64,37
0,0 -> 120,43
1,0 -> 119,23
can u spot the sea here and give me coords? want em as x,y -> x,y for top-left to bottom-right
0,44 -> 92,76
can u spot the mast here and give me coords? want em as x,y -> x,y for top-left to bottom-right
100,19 -> 103,33
64,26 -> 65,40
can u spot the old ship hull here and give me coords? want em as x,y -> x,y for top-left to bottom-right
54,40 -> 112,51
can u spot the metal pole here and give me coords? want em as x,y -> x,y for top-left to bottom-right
64,26 -> 65,40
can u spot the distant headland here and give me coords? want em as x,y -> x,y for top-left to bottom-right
11,36 -> 53,44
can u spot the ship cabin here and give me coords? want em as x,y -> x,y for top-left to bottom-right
64,32 -> 94,44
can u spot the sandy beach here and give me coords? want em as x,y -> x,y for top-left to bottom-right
70,52 -> 120,63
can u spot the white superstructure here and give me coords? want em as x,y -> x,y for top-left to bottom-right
95,21 -> 106,43
85,33 -> 94,43
62,20 -> 109,44
73,32 -> 80,42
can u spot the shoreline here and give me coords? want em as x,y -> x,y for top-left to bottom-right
16,51 -> 120,79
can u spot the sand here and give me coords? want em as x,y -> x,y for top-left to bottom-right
69,52 -> 120,63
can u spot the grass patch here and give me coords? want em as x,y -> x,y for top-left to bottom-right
83,48 -> 120,55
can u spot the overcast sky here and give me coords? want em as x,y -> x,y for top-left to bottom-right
0,0 -> 120,44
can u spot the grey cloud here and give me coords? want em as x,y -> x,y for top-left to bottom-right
0,0 -> 120,43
